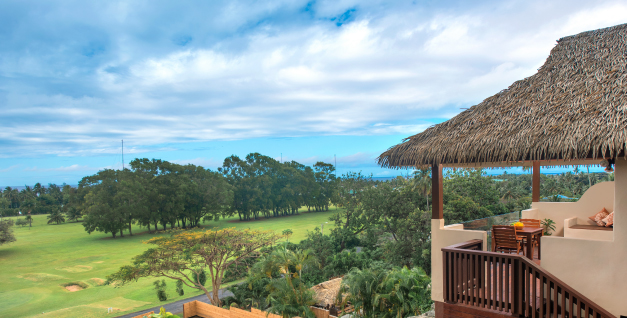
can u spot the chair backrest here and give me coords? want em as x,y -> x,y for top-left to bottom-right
520,218 -> 541,228
492,226 -> 519,250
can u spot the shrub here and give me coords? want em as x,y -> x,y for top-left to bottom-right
176,280 -> 184,296
0,219 -> 16,246
153,280 -> 168,301
192,269 -> 207,286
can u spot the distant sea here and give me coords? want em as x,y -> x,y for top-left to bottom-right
0,185 -> 78,191
371,177 -> 399,181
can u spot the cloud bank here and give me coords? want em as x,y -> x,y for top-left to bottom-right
1,0 -> 627,158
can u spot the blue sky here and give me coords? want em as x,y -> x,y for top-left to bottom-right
0,0 -> 624,186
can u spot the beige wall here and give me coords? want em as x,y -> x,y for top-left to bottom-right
430,219 -> 487,302
539,159 -> 626,316
521,181 -> 614,236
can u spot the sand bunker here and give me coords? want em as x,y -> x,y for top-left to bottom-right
65,285 -> 83,292
61,281 -> 89,292
56,265 -> 92,273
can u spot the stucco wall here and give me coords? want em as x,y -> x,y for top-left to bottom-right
430,219 -> 487,302
539,159 -> 625,316
521,181 -> 614,236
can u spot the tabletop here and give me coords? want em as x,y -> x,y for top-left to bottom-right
516,227 -> 543,234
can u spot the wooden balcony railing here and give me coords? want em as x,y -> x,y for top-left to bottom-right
442,240 -> 615,318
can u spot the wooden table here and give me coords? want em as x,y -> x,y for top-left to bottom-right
516,227 -> 543,260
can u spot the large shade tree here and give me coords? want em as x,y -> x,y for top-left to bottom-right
107,228 -> 282,306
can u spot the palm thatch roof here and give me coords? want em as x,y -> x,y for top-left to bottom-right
378,23 -> 627,168
311,278 -> 342,307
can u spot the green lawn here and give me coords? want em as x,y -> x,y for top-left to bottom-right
0,209 -> 337,318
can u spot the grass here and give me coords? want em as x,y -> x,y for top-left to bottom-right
0,208 -> 338,318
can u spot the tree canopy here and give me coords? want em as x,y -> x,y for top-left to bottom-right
107,228 -> 282,306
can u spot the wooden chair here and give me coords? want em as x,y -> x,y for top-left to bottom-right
519,218 -> 542,251
493,224 -> 525,243
492,226 -> 524,255
520,218 -> 541,228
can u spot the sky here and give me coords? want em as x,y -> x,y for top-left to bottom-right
0,0 -> 624,186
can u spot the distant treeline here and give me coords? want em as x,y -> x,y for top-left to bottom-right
493,169 -> 614,202
0,183 -> 77,217
0,155 -> 614,239
0,153 -> 337,238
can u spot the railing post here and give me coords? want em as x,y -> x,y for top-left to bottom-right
512,259 -> 520,316
443,250 -> 448,302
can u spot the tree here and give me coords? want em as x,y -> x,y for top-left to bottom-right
65,206 -> 82,222
0,197 -> 11,220
220,153 -> 276,221
330,172 -> 377,249
0,219 -> 16,245
219,153 -> 332,220
375,267 -> 432,317
129,159 -> 233,231
107,228 -> 281,306
443,169 -> 506,224
47,209 -> 66,225
340,265 -> 388,317
224,275 -> 271,310
312,162 -> 337,211
292,248 -> 319,280
252,245 -> 317,318
411,168 -> 431,211
34,194 -> 56,214
282,229 -> 293,242
81,169 -> 127,238
21,199 -> 35,228
358,180 -> 432,272
25,213 -> 33,229
266,278 -> 316,318
341,265 -> 432,318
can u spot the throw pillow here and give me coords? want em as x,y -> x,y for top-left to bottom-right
602,211 -> 614,227
588,208 -> 610,226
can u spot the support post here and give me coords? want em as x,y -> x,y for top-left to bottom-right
532,161 -> 540,202
432,164 -> 443,219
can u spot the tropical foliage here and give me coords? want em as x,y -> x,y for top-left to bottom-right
339,265 -> 431,318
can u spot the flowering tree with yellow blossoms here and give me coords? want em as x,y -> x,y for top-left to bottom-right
107,228 -> 282,306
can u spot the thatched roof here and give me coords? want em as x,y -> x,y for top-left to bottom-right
378,23 -> 627,168
311,278 -> 342,307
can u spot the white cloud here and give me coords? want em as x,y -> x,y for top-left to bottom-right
23,164 -> 91,172
0,165 -> 20,172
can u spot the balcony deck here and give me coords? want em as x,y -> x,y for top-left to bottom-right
440,240 -> 615,318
